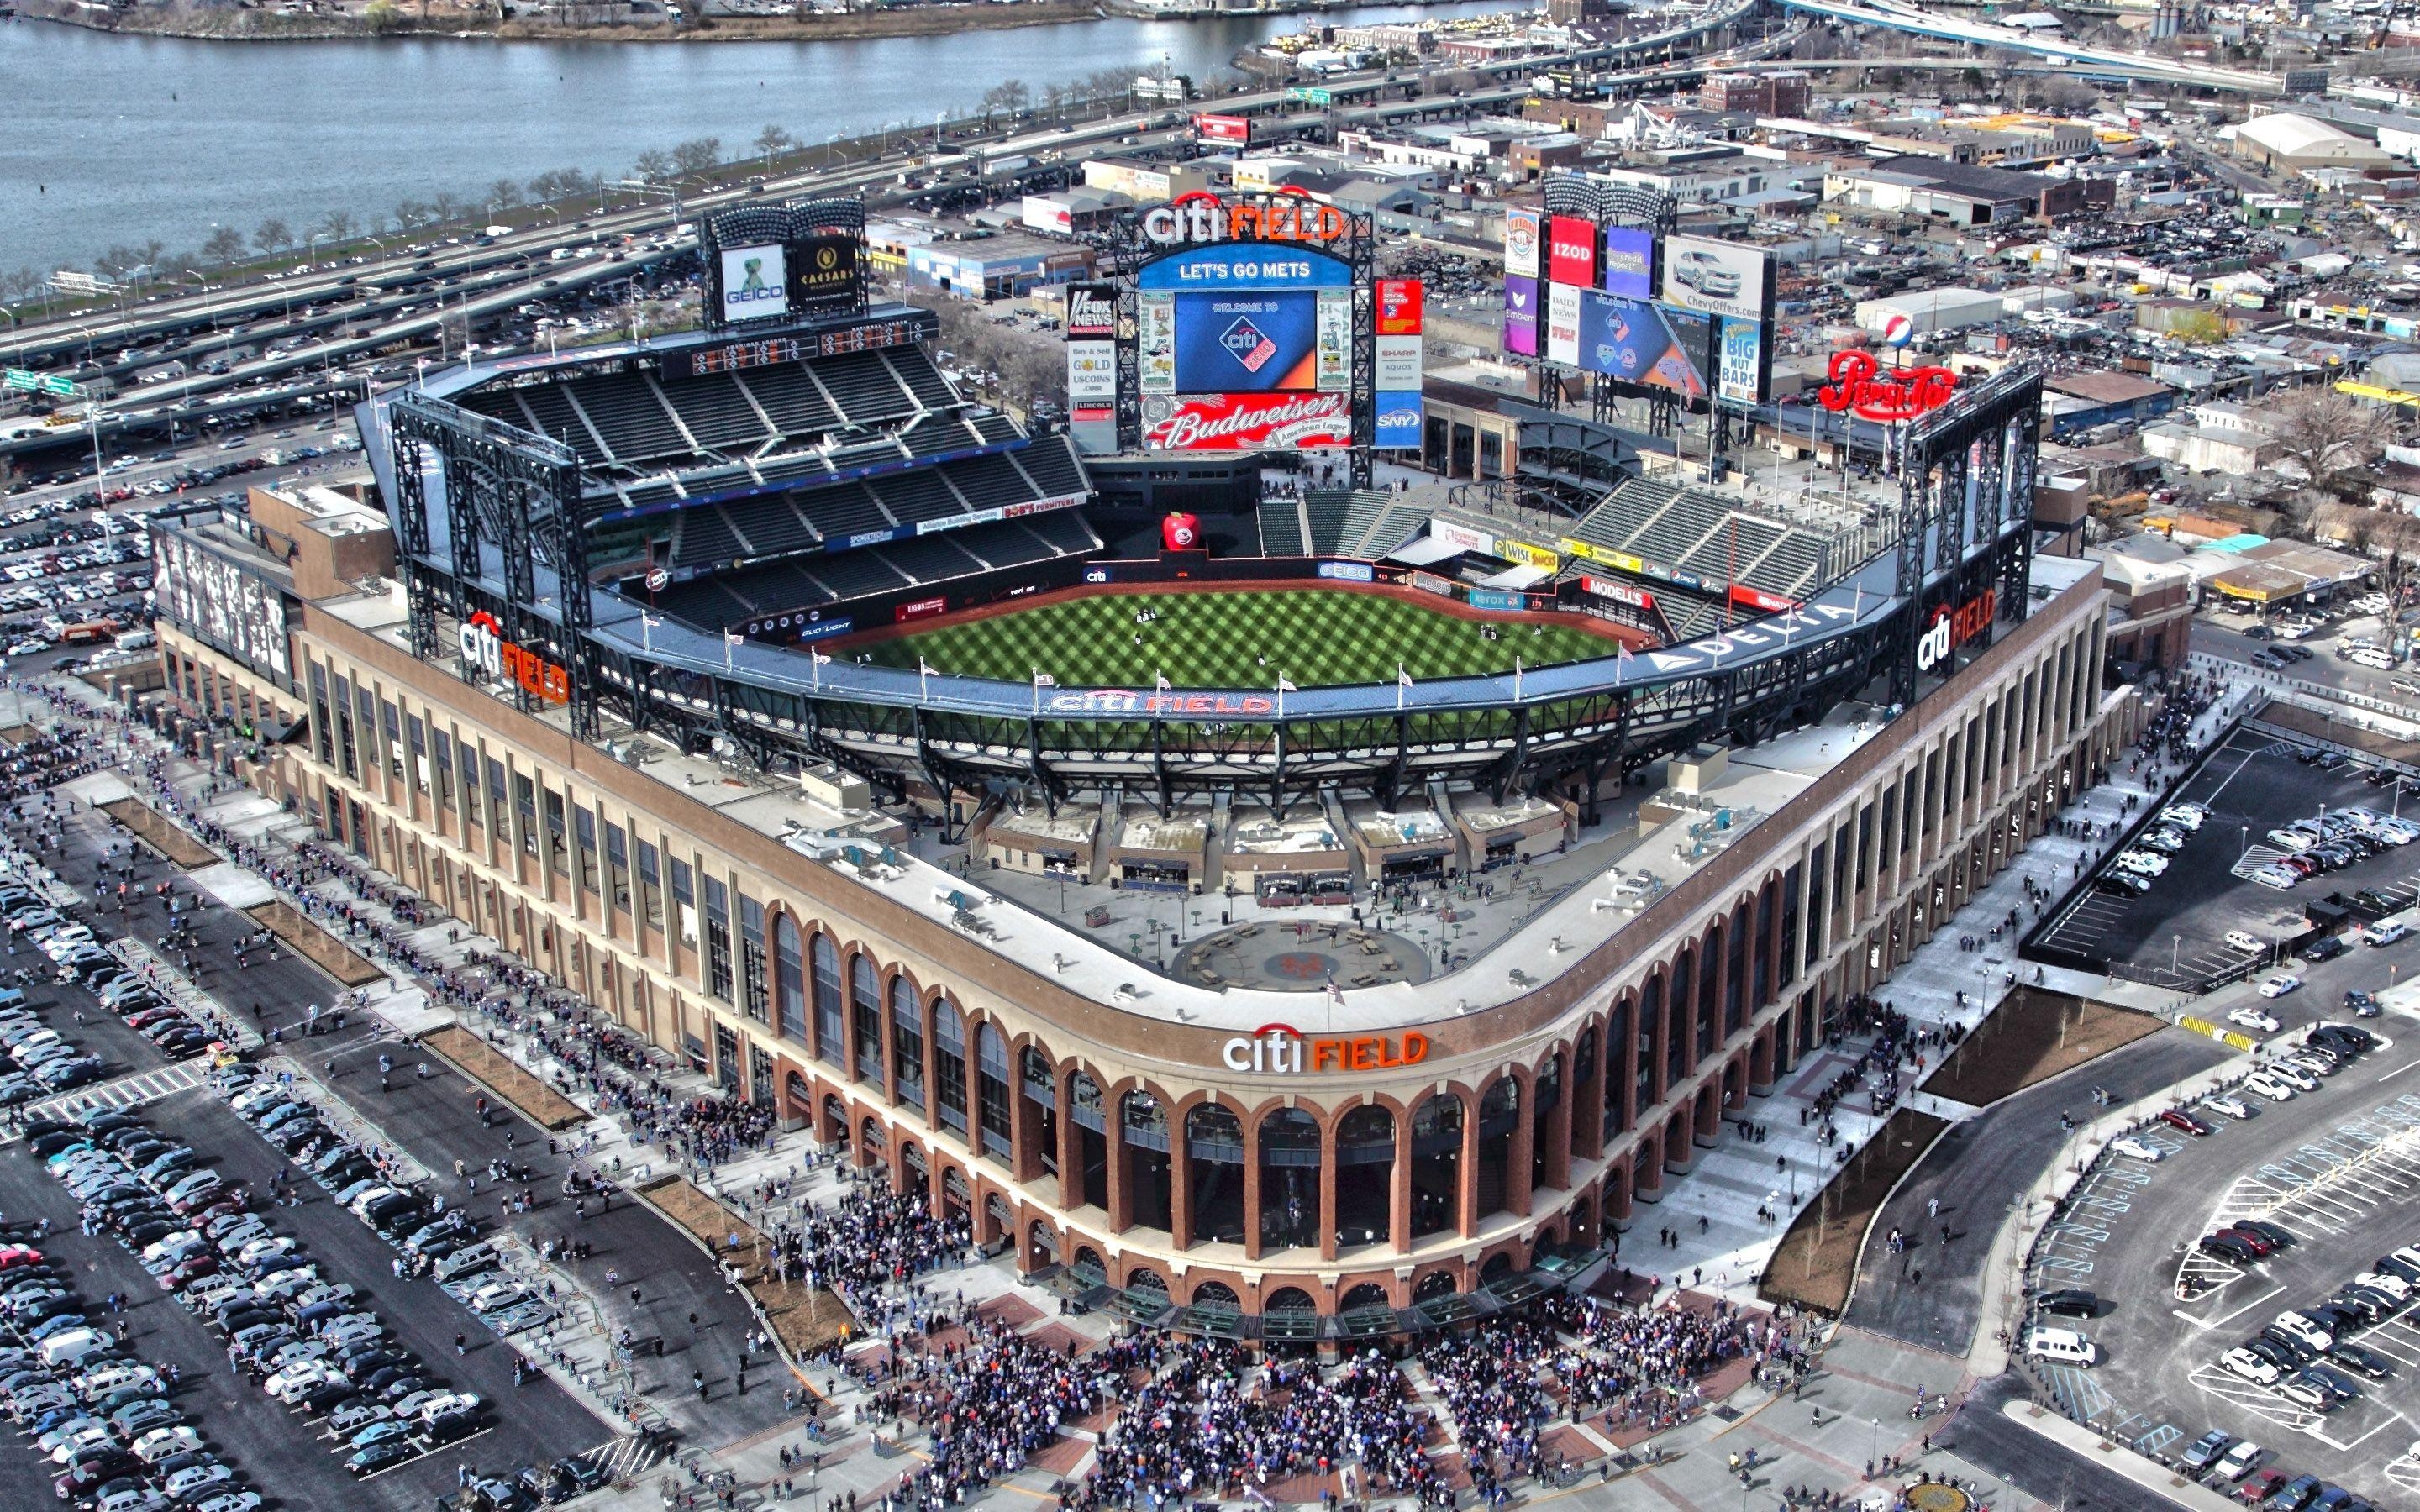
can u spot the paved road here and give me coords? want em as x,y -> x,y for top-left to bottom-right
1844,1027 -> 2238,1355
1950,1375 -> 2198,1511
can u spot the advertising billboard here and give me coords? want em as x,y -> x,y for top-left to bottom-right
1138,244 -> 1352,291
1193,113 -> 1252,144
1657,234 -> 1770,323
1503,207 -> 1540,281
1503,276 -> 1539,357
1376,334 -> 1422,392
150,528 -> 293,684
1376,278 -> 1424,336
1545,282 -> 1581,367
1601,227 -> 1655,302
1175,291 -> 1323,392
1574,291 -> 1708,400
1142,392 -> 1352,451
1546,215 -> 1598,287
1066,340 -> 1117,407
1431,521 -> 1493,555
787,233 -> 862,311
1716,316 -> 1765,407
1375,391 -> 1423,449
1065,282 -> 1118,338
718,244 -> 791,325
1138,293 -> 1175,394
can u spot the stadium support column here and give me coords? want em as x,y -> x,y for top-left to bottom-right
390,432 -> 440,663
2001,394 -> 2041,628
1270,721 -> 1288,822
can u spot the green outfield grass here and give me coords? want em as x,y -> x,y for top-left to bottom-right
855,588 -> 1617,688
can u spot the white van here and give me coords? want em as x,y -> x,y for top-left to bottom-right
2351,647 -> 2397,670
38,1328 -> 113,1368
2026,1326 -> 2098,1366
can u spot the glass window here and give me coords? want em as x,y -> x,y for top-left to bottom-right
636,839 -> 663,931
406,714 -> 427,794
703,875 -> 733,1003
976,1025 -> 1011,1162
380,699 -> 402,780
431,729 -> 455,810
739,894 -> 768,1024
486,754 -> 508,835
812,935 -> 844,1068
574,805 -> 599,898
604,822 -> 629,913
330,673 -> 356,778
850,954 -> 883,1088
774,913 -> 806,1047
511,770 -> 537,858
309,662 -> 334,765
542,788 -> 568,877
890,977 -> 925,1110
933,998 -> 967,1135
670,857 -> 695,943
355,685 -> 379,775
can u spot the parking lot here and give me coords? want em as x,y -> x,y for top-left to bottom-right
2021,1026 -> 2420,1507
2033,724 -> 2420,986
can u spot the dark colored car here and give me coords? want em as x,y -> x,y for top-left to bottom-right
2327,1341 -> 2393,1378
2202,1233 -> 2260,1263
2160,1109 -> 2215,1137
2033,1289 -> 2100,1317
344,1440 -> 416,1477
2236,1221 -> 2293,1249
2263,1473 -> 2323,1510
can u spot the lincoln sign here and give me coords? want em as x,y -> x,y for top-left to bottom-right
459,610 -> 570,703
1817,350 -> 1959,423
1222,1024 -> 1431,1074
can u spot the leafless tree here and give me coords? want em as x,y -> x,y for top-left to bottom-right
2270,386 -> 2392,489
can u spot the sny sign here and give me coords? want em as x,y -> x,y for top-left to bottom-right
1817,350 -> 1958,423
1916,590 -> 1996,674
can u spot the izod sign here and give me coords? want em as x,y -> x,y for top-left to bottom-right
458,611 -> 569,703
1916,589 -> 1996,673
1221,1023 -> 1431,1074
1546,215 -> 1597,287
1142,192 -> 1350,247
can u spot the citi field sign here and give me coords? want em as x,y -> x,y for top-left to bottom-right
1916,589 -> 1996,674
1142,191 -> 1352,248
458,610 -> 569,703
1221,1023 -> 1432,1074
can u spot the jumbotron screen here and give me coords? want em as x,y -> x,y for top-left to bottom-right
1173,291 -> 1321,392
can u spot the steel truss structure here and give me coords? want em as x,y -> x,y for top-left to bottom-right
1086,197 -> 1381,490
384,347 -> 2047,821
387,391 -> 600,741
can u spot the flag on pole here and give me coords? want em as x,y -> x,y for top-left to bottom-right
1031,669 -> 1055,712
1276,675 -> 1297,718
1513,656 -> 1523,702
1276,675 -> 1298,691
918,656 -> 936,702
812,645 -> 831,690
1852,586 -> 1866,622
723,627 -> 742,669
1155,671 -> 1172,692
1617,639 -> 1634,671
641,613 -> 661,653
1397,663 -> 1413,711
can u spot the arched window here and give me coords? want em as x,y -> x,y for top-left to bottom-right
773,913 -> 806,1047
810,935 -> 844,1068
933,997 -> 968,1136
850,953 -> 883,1088
1192,1278 -> 1239,1309
1265,1286 -> 1317,1315
890,977 -> 924,1110
976,1024 -> 1012,1163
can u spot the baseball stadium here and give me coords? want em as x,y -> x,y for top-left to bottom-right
142,197 -> 2147,1331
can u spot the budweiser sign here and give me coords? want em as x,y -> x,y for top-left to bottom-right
1817,350 -> 1958,423
1144,392 -> 1351,452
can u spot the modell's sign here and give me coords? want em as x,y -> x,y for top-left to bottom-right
1142,192 -> 1350,248
1222,1023 -> 1431,1074
1916,589 -> 1996,673
1817,350 -> 1958,423
458,610 -> 569,703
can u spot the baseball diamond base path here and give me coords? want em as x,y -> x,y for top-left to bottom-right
1760,1110 -> 1948,1315
243,897 -> 387,987
634,1174 -> 854,1357
97,795 -> 218,868
422,1023 -> 589,1129
1922,988 -> 2167,1107
847,583 -> 1628,688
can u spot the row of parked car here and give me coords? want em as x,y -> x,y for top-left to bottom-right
0,1109 -> 269,1512
2096,802 -> 2207,898
202,1063 -> 491,1478
0,885 -> 222,1105
2247,806 -> 2420,894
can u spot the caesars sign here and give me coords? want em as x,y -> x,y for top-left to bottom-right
1221,1023 -> 1431,1075
1916,589 -> 1996,674
459,610 -> 570,703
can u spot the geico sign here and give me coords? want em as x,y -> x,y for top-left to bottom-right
459,611 -> 570,703
1143,192 -> 1350,247
1221,1023 -> 1430,1074
1915,590 -> 1996,674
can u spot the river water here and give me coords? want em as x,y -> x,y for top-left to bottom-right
3,3 -> 1504,277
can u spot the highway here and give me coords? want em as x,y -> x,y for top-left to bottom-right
1779,0 -> 2291,93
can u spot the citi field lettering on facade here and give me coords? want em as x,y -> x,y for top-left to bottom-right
458,611 -> 570,703
1916,589 -> 1996,674
1143,193 -> 1350,247
1221,1024 -> 1431,1074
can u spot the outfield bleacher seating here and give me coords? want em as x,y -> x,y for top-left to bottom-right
1256,500 -> 1307,558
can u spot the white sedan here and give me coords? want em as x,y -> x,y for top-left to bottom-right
2204,1096 -> 2253,1121
2108,1136 -> 2165,1163
2258,974 -> 2303,999
2229,1008 -> 2281,1033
